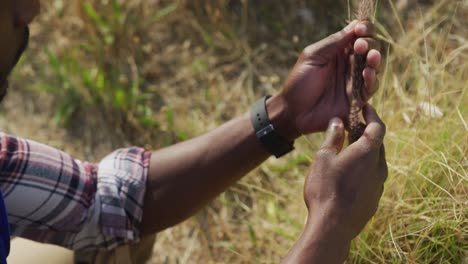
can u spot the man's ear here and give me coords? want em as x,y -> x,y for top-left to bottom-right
13,0 -> 40,27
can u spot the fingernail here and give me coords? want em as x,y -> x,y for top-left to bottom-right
344,20 -> 358,32
329,118 -> 341,130
356,23 -> 367,33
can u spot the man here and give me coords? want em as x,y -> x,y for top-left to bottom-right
0,0 -> 387,263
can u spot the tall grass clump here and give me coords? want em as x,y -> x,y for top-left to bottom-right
150,1 -> 466,263
21,0 -> 345,146
11,0 -> 467,263
346,1 -> 467,262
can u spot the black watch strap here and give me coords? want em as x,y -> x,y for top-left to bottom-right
250,96 -> 294,158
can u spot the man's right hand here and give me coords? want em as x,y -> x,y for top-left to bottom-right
305,104 -> 387,240
283,104 -> 388,264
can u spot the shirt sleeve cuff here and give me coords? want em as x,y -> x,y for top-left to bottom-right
95,147 -> 151,249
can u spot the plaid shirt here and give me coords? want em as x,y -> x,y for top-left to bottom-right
0,132 -> 151,251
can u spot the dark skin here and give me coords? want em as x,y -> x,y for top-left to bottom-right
282,105 -> 387,263
281,20 -> 380,133
4,2 -> 387,263
0,0 -> 36,100
140,20 -> 383,235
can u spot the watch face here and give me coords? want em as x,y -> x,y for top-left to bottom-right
256,124 -> 294,158
251,97 -> 293,158
256,124 -> 275,138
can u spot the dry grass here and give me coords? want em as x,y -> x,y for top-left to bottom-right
6,0 -> 467,263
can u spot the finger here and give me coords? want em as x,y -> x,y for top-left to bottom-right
319,118 -> 345,155
367,49 -> 382,70
355,21 -> 376,37
354,38 -> 380,55
360,104 -> 386,148
354,39 -> 368,56
309,20 -> 359,54
363,68 -> 378,100
379,144 -> 388,183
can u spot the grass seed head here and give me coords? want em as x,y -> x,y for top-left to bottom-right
357,0 -> 374,21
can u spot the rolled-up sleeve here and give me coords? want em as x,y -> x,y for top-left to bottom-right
0,132 -> 151,251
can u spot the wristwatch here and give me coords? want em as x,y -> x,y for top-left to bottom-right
250,96 -> 294,158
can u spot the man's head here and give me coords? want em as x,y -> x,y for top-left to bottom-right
0,0 -> 40,101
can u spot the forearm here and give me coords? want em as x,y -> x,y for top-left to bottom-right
140,95 -> 296,234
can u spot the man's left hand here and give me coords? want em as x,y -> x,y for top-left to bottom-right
268,20 -> 382,141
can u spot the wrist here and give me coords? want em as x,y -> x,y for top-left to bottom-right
266,94 -> 301,142
305,212 -> 351,243
283,217 -> 351,264
294,218 -> 351,264
302,212 -> 351,261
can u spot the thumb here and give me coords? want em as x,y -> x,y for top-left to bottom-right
320,118 -> 345,155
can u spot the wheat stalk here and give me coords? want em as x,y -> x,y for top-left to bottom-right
358,0 -> 374,20
348,0 -> 374,143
